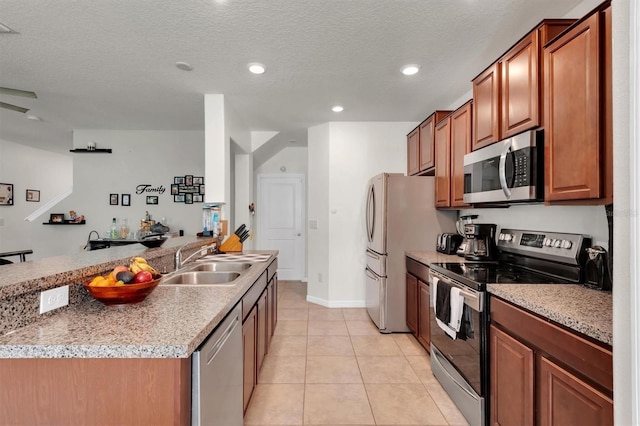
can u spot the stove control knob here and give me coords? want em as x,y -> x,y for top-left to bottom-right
544,238 -> 553,247
553,239 -> 562,248
561,240 -> 573,249
504,233 -> 514,242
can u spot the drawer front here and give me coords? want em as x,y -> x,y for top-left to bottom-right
490,296 -> 612,393
406,257 -> 430,283
242,272 -> 268,321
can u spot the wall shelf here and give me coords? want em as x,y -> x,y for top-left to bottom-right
43,220 -> 86,225
69,149 -> 112,154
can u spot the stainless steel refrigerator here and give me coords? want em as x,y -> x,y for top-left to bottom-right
365,173 -> 456,333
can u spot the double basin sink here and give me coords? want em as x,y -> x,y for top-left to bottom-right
160,261 -> 252,287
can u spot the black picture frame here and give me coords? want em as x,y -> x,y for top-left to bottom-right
146,195 -> 158,205
185,193 -> 193,204
185,175 -> 193,186
171,184 -> 179,195
109,193 -> 119,205
193,194 -> 203,203
199,184 -> 205,194
50,213 -> 64,223
26,189 -> 40,202
174,176 -> 185,184
174,194 -> 185,203
121,194 -> 131,206
194,176 -> 204,185
0,183 -> 13,206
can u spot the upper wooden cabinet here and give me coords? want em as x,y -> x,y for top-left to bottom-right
407,111 -> 452,176
434,101 -> 472,208
472,63 -> 501,150
543,4 -> 612,204
473,20 -> 575,150
450,101 -> 473,208
407,127 -> 420,175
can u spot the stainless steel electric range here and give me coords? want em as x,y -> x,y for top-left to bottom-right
427,229 -> 591,426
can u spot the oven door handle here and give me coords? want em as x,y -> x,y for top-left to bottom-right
499,139 -> 512,199
430,272 -> 483,312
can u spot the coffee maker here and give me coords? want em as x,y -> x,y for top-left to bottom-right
463,223 -> 498,261
455,214 -> 478,257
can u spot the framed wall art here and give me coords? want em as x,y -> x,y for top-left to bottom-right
26,189 -> 40,202
121,194 -> 131,206
146,196 -> 159,205
109,193 -> 119,205
172,175 -> 204,203
0,183 -> 14,205
49,213 -> 64,223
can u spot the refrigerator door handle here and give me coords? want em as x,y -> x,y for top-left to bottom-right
365,267 -> 379,281
366,250 -> 380,261
366,183 -> 375,243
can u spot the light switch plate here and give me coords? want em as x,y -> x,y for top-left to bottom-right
309,219 -> 319,229
39,285 -> 69,314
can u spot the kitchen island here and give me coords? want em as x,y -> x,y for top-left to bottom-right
0,239 -> 277,425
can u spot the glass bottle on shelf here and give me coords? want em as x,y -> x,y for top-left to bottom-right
120,219 -> 129,239
110,218 -> 118,239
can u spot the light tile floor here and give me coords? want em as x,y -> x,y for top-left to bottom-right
244,281 -> 469,426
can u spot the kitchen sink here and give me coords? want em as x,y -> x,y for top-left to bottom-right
185,262 -> 252,273
160,271 -> 241,286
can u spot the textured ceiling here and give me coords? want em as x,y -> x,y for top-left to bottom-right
0,0 -> 582,155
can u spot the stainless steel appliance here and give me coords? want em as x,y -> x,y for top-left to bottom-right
429,228 -> 591,426
462,224 -> 497,261
436,233 -> 463,255
191,304 -> 243,426
365,173 -> 456,333
463,129 -> 543,204
455,215 -> 478,256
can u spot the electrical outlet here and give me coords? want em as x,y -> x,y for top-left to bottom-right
39,286 -> 69,314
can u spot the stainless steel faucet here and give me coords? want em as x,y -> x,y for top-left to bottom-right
174,243 -> 217,271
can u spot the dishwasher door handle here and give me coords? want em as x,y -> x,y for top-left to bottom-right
207,315 -> 240,365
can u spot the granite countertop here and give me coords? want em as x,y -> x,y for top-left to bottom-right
0,247 -> 277,359
405,250 -> 613,346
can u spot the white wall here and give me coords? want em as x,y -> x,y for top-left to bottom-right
0,139 -> 73,259
53,130 -> 205,256
307,121 -> 418,306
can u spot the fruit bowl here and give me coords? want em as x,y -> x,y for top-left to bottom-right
83,275 -> 162,306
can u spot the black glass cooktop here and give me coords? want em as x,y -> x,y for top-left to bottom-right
430,262 -> 568,291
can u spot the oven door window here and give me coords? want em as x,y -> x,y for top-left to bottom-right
430,305 -> 483,396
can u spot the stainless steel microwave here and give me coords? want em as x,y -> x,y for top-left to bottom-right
463,129 -> 543,204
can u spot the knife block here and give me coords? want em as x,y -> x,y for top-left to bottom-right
220,234 -> 243,252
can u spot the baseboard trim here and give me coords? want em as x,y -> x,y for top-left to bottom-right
305,295 -> 366,308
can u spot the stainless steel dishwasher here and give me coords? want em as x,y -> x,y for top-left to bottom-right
191,304 -> 243,426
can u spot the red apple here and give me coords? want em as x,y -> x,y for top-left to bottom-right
134,270 -> 153,283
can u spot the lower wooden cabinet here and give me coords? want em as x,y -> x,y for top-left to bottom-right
406,257 -> 431,351
538,355 -> 613,426
257,289 -> 268,373
406,273 -> 418,334
490,296 -> 613,426
417,280 -> 431,349
490,324 -> 534,426
243,305 -> 257,413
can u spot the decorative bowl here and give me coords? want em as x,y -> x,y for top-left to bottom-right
138,235 -> 168,248
84,275 -> 162,306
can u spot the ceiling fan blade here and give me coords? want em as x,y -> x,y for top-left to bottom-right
0,87 -> 37,98
0,102 -> 29,113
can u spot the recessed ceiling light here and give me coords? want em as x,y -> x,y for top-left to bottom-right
248,63 -> 266,74
332,105 -> 344,113
175,61 -> 193,71
401,64 -> 420,76
26,115 -> 41,121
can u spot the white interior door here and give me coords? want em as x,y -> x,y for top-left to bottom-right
257,174 -> 305,280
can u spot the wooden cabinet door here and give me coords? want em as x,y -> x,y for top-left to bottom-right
434,118 -> 451,207
242,306 -> 257,413
267,275 -> 278,347
490,325 -> 534,426
417,280 -> 430,349
256,290 -> 267,375
501,31 -> 539,138
418,117 -> 435,172
406,273 -> 418,335
407,128 -> 420,175
473,63 -> 500,150
538,355 -> 613,426
450,101 -> 472,207
544,12 -> 602,202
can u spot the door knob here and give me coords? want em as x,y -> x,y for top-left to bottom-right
297,233 -> 301,236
